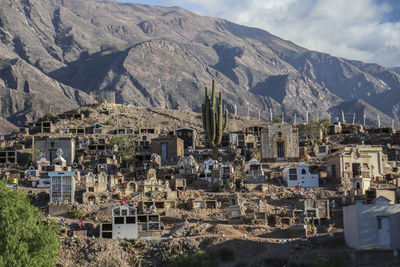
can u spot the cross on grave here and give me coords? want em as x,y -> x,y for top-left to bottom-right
273,205 -> 279,215
56,148 -> 63,157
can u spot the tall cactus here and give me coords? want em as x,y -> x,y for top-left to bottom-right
201,79 -> 228,159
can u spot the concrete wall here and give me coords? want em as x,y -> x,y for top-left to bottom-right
344,199 -> 400,249
34,137 -> 75,165
389,213 -> 400,249
48,204 -> 69,216
112,206 -> 138,239
151,136 -> 184,164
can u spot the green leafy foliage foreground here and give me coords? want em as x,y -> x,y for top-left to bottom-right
169,250 -> 217,267
0,180 -> 60,267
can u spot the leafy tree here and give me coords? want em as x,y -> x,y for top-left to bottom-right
0,180 -> 60,266
273,116 -> 282,123
43,113 -> 54,121
299,118 -> 331,148
109,136 -> 135,164
169,250 -> 217,267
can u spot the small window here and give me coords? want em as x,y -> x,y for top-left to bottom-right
149,216 -> 159,222
102,232 -> 112,238
149,223 -> 159,230
102,223 -> 112,231
301,169 -> 306,175
126,217 -> 136,224
138,216 -> 147,223
377,217 -> 382,229
121,209 -> 128,216
114,217 -> 124,224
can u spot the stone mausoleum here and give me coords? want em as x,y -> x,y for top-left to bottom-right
261,123 -> 299,162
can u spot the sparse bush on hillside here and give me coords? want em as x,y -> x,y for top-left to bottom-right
106,119 -> 115,126
169,250 -> 217,267
69,208 -> 84,219
273,116 -> 282,123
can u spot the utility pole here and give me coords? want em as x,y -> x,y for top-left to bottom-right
377,114 -> 381,128
363,113 -> 366,126
247,107 -> 250,119
258,108 -> 261,121
352,113 -> 355,125
294,113 -> 297,124
306,111 -> 309,124
282,112 -> 284,124
270,108 -> 273,122
234,104 -> 237,116
342,110 -> 345,124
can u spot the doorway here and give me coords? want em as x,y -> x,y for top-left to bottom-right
377,216 -> 390,246
161,143 -> 168,164
352,163 -> 361,176
277,141 -> 285,158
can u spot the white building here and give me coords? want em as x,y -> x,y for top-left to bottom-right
49,170 -> 75,203
100,206 -> 138,239
343,197 -> 400,249
314,144 -> 329,158
198,158 -> 219,180
283,163 -> 319,188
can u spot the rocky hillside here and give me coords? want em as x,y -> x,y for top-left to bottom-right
0,0 -> 400,129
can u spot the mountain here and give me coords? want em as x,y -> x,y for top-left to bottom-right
391,67 -> 400,75
0,0 -> 399,129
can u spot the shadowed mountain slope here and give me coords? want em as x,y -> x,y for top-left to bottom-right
0,0 -> 399,129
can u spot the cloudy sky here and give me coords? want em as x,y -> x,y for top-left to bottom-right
120,0 -> 400,67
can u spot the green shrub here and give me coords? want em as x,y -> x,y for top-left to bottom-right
110,136 -> 135,163
216,246 -> 236,263
0,180 -> 60,266
169,250 -> 217,267
273,116 -> 282,123
69,208 -> 84,219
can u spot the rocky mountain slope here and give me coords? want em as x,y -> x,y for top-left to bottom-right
0,0 -> 399,129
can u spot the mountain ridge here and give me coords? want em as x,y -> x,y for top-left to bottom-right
0,0 -> 399,129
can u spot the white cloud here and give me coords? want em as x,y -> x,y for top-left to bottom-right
162,0 -> 400,67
